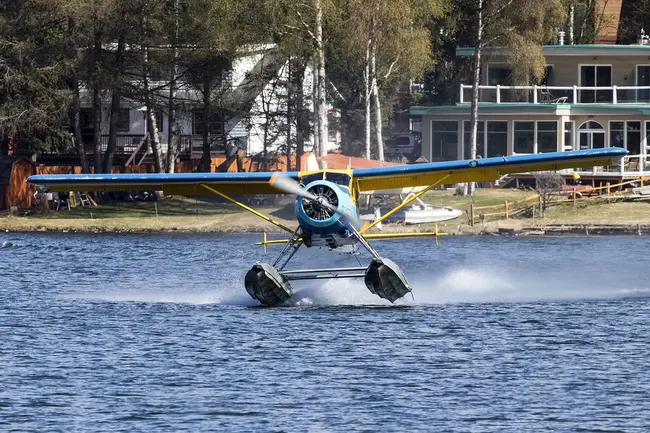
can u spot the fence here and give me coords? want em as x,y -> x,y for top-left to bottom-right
469,176 -> 649,226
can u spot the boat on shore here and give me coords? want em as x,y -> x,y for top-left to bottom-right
361,203 -> 463,225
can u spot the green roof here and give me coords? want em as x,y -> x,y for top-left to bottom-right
410,103 -> 650,116
456,44 -> 650,57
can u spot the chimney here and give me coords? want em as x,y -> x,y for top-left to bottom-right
558,31 -> 565,46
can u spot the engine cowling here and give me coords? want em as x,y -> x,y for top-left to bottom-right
295,180 -> 359,235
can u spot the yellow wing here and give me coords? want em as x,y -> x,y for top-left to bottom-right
351,148 -> 626,192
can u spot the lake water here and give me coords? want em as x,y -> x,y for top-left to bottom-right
1,232 -> 650,432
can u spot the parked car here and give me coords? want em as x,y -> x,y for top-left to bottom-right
385,133 -> 421,162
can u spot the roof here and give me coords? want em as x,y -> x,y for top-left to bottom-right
0,156 -> 33,184
456,44 -> 650,58
410,103 -> 650,116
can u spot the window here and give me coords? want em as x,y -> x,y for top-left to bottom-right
487,65 -> 511,85
487,65 -> 512,102
155,110 -> 164,132
610,121 -> 625,148
300,173 -> 324,185
431,121 -> 458,161
463,121 -> 485,159
636,65 -> 650,102
514,121 -> 535,153
610,121 -> 641,154
192,110 -> 224,135
537,121 -> 558,153
80,108 -> 94,131
578,121 -> 605,150
117,109 -> 130,132
325,172 -> 351,187
539,65 -> 554,86
486,121 -> 507,157
580,65 -> 612,103
627,122 -> 641,154
564,121 -> 574,151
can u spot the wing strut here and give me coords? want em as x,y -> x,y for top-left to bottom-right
359,174 -> 451,234
199,184 -> 295,234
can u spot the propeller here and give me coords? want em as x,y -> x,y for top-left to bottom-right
270,174 -> 360,227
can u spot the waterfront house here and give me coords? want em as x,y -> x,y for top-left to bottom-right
410,32 -> 650,181
56,44 -> 336,168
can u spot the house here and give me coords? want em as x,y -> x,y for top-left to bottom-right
0,156 -> 36,210
410,33 -> 650,180
71,44 -> 338,166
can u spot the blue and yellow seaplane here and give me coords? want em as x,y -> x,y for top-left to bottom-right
28,148 -> 626,305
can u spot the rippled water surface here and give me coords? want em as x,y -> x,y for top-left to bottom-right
2,232 -> 650,432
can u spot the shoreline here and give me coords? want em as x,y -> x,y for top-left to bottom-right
3,191 -> 650,236
2,214 -> 649,237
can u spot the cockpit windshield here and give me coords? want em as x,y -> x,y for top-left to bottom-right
299,172 -> 351,188
299,173 -> 323,186
325,172 -> 351,187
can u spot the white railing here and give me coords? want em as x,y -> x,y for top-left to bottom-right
556,154 -> 650,176
574,154 -> 648,176
459,85 -> 650,104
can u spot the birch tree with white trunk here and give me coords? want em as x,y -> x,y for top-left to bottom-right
461,0 -> 565,195
334,0 -> 442,160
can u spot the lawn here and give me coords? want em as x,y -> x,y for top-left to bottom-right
2,188 -> 649,233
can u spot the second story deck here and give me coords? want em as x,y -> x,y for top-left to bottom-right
457,44 -> 650,107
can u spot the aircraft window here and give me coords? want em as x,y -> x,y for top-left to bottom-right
325,173 -> 351,187
300,173 -> 324,185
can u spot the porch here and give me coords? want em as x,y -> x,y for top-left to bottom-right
39,134 -> 229,166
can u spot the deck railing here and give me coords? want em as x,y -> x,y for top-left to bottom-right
459,85 -> 650,104
76,134 -> 225,155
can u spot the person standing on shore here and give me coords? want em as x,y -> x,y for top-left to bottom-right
572,172 -> 581,185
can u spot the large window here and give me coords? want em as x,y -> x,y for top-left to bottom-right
564,121 -> 574,151
538,121 -> 558,153
431,121 -> 458,161
192,110 -> 224,135
117,108 -> 130,132
514,121 -> 534,153
463,121 -> 485,159
486,121 -> 507,157
155,110 -> 164,132
636,65 -> 650,102
579,121 -> 605,150
487,65 -> 511,85
514,121 -> 558,153
487,65 -> 512,102
462,121 -> 507,158
610,121 -> 641,155
579,65 -> 612,103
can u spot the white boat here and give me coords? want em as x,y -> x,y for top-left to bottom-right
361,202 -> 463,225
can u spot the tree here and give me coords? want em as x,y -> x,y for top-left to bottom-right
183,0 -> 262,172
0,1 -> 71,155
464,0 -> 565,195
618,0 -> 650,44
535,171 -> 565,216
329,0 -> 445,160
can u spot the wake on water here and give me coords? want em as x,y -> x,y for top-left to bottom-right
75,265 -> 650,307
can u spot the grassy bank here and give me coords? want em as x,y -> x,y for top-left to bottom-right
1,189 -> 649,234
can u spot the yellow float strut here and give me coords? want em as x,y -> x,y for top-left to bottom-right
359,174 -> 451,234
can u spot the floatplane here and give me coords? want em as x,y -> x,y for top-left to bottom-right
28,148 -> 626,306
